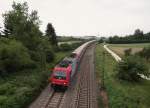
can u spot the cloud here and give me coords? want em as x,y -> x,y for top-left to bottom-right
0,0 -> 150,36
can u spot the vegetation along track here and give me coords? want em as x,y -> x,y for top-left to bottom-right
29,43 -> 98,108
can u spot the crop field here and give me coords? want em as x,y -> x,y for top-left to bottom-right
95,44 -> 150,108
108,43 -> 150,57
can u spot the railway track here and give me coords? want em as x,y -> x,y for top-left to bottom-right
75,58 -> 92,108
69,44 -> 98,108
29,86 -> 66,108
45,91 -> 65,108
29,44 -> 98,108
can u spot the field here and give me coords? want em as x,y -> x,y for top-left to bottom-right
0,51 -> 70,108
95,44 -> 150,108
108,43 -> 150,57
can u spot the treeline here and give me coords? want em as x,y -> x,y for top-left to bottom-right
57,36 -> 84,42
0,2 -> 59,76
0,2 -> 84,108
108,29 -> 150,44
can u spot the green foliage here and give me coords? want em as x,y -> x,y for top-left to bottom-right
134,29 -> 144,37
137,46 -> 150,61
108,29 -> 150,44
57,36 -> 84,42
0,51 -> 69,108
60,42 -> 83,51
60,43 -> 71,51
71,42 -> 83,49
117,55 -> 149,82
124,48 -> 132,56
0,1 -> 81,108
98,39 -> 104,43
45,23 -> 58,46
3,2 -> 42,50
45,49 -> 54,63
0,39 -> 35,75
96,44 -> 150,108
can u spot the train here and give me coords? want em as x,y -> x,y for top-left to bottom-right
49,40 -> 95,90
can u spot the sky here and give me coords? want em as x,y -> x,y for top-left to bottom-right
0,0 -> 150,37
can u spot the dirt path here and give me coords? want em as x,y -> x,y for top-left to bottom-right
28,44 -> 98,108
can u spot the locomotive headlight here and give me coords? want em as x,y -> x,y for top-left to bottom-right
64,82 -> 66,85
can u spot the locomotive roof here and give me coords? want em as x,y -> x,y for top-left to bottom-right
58,59 -> 72,68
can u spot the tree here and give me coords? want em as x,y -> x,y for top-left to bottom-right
108,29 -> 150,44
45,23 -> 58,46
0,39 -> 35,75
134,29 -> 144,40
2,2 -> 42,50
134,29 -> 143,36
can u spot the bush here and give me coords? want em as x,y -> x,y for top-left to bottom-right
124,48 -> 132,56
137,46 -> 150,61
60,42 -> 83,51
99,39 -> 104,43
46,49 -> 54,63
0,39 -> 35,75
60,43 -> 72,51
117,55 -> 149,82
71,42 -> 83,49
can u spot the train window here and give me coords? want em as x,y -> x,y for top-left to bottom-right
54,71 -> 66,80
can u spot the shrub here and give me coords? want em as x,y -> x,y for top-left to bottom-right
124,48 -> 132,56
46,49 -> 54,63
99,39 -> 104,43
60,42 -> 83,51
0,39 -> 35,75
60,43 -> 72,51
71,42 -> 83,49
117,55 -> 149,82
137,46 -> 150,61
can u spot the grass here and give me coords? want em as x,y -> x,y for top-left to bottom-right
108,43 -> 150,57
0,51 -> 70,108
95,44 -> 150,108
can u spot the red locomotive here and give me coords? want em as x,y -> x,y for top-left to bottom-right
49,40 -> 95,90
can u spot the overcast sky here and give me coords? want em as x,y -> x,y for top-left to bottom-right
0,0 -> 150,37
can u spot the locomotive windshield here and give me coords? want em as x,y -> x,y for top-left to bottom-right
53,71 -> 66,80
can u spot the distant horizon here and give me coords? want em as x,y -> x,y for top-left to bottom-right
0,0 -> 150,37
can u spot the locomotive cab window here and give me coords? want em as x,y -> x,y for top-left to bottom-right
54,71 -> 66,80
